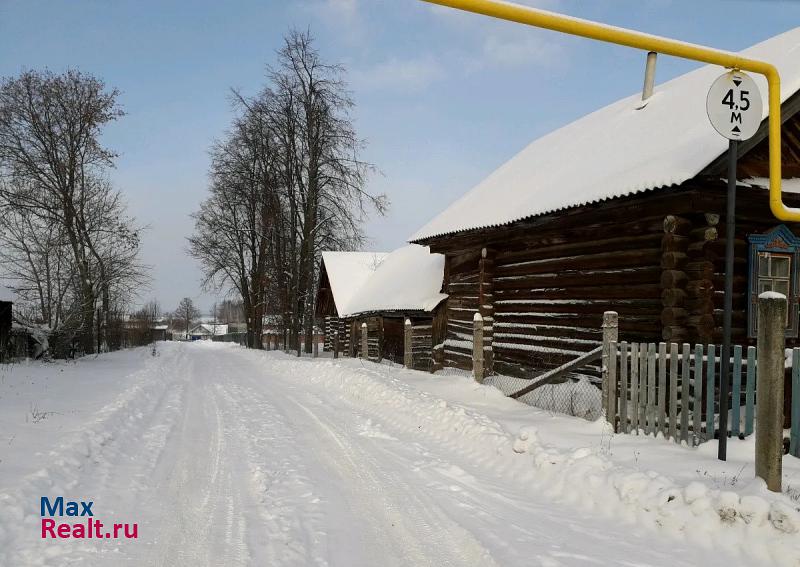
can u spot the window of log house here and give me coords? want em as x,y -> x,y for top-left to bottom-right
747,225 -> 800,338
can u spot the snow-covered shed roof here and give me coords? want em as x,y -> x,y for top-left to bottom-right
343,245 -> 447,317
411,27 -> 800,242
321,251 -> 388,315
190,323 -> 228,336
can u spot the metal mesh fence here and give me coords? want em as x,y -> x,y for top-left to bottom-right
433,366 -> 602,421
485,373 -> 602,421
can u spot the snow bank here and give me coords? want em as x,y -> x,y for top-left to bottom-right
265,354 -> 800,566
0,346 -> 189,565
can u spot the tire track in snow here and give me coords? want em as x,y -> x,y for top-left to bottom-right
145,348 -> 251,567
282,394 -> 500,567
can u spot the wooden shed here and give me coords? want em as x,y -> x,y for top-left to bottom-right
316,251 -> 388,355
410,28 -> 800,380
316,245 -> 448,369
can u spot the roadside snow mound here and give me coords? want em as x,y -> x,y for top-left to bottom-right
266,355 -> 800,567
0,347 -> 188,566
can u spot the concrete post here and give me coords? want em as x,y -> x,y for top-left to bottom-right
602,311 -> 619,429
473,313 -> 484,383
333,331 -> 339,359
756,293 -> 786,492
404,318 -> 413,369
361,322 -> 368,360
313,335 -> 319,358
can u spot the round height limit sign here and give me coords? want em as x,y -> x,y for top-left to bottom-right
706,70 -> 762,141
706,69 -> 763,463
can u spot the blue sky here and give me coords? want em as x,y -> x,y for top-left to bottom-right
1,0 -> 799,312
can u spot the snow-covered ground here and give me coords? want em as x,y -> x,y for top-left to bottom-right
1,342 -> 798,566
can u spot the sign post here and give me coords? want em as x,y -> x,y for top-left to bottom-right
707,70 -> 762,461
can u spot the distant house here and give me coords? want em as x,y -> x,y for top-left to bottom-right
316,245 -> 447,369
151,324 -> 169,342
409,28 -> 800,379
188,323 -> 229,341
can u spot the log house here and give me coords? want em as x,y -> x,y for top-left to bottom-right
410,28 -> 800,381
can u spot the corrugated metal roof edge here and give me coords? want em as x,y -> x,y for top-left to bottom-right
340,296 -> 449,319
409,180 -> 685,244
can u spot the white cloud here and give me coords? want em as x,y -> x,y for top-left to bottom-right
323,0 -> 357,20
480,31 -> 564,69
427,0 -> 568,71
350,56 -> 444,93
297,0 -> 363,40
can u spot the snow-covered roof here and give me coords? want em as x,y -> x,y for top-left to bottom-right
190,323 -> 228,335
412,27 -> 800,241
343,245 -> 447,317
746,177 -> 800,194
321,251 -> 388,315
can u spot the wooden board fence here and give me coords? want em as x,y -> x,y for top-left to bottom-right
611,342 -> 757,446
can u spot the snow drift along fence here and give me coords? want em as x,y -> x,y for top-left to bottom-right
607,340 -> 800,457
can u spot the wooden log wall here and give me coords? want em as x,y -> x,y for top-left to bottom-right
661,212 -> 720,344
479,248 -> 495,375
354,316 -> 382,361
431,304 -> 447,372
442,251 -> 481,370
410,316 -> 435,371
489,217 -> 665,378
324,316 -> 335,351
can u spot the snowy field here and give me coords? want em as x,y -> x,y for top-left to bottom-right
0,342 -> 799,566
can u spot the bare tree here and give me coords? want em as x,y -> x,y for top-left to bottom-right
174,297 -> 201,339
0,69 -> 144,354
129,299 -> 161,346
215,299 -> 244,324
270,30 -> 387,351
189,29 -> 386,352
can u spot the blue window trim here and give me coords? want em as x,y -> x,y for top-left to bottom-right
747,224 -> 800,338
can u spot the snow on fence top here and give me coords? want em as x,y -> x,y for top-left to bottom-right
322,251 -> 389,316
343,244 -> 447,317
411,27 -> 800,242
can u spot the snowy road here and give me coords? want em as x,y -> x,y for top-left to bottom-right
1,342 -> 793,566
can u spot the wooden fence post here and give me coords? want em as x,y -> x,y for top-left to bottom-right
404,318 -> 413,369
333,331 -> 339,359
313,334 -> 319,358
756,293 -> 786,492
602,311 -> 619,429
473,313 -> 484,383
361,322 -> 368,360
